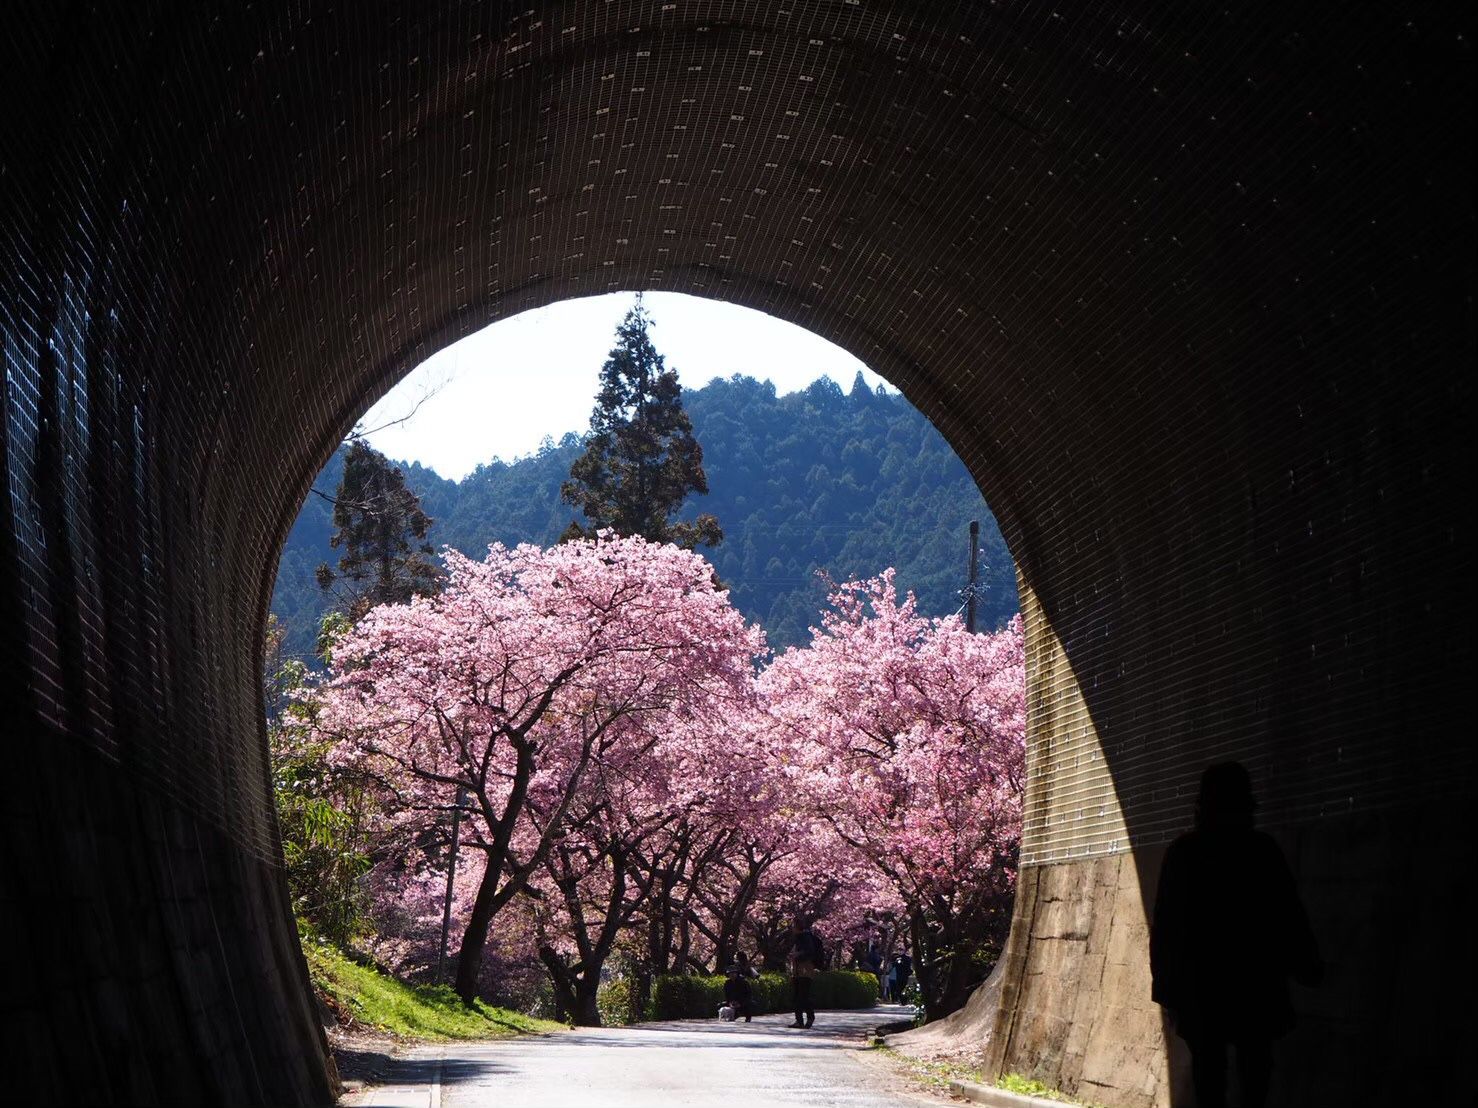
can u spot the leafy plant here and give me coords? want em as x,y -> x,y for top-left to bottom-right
997,1073 -> 1108,1108
268,626 -> 372,947
595,977 -> 636,1027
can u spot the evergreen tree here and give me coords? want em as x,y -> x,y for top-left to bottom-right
560,297 -> 722,549
315,438 -> 441,620
275,373 -> 1018,661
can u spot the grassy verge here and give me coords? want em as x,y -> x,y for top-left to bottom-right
302,933 -> 563,1041
996,1073 -> 1107,1107
866,1047 -> 1105,1107
866,1043 -> 992,1095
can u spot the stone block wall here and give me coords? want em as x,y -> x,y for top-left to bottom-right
988,804 -> 1476,1106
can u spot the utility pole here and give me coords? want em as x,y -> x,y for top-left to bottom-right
965,519 -> 981,634
436,785 -> 469,985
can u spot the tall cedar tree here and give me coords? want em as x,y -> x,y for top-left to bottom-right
561,298 -> 722,549
316,439 -> 442,620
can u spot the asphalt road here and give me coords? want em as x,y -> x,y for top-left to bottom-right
340,1005 -> 930,1108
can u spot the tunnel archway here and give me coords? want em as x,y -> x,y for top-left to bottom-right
1,3 -> 1470,1105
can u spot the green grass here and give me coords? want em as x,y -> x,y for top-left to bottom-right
997,1071 -> 1107,1107
866,1044 -> 991,1094
866,1048 -> 1105,1108
301,933 -> 563,1041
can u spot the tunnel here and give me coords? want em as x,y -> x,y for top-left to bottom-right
0,2 -> 1471,1105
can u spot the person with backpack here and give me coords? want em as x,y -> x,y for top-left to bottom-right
788,918 -> 825,1028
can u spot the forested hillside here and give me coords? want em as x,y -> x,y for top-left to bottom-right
271,372 -> 1016,659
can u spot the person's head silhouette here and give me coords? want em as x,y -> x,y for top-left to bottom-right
1194,761 -> 1256,831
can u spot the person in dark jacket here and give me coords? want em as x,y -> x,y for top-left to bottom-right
788,919 -> 824,1028
862,938 -> 885,994
723,965 -> 754,1022
1151,762 -> 1322,1108
888,950 -> 913,1002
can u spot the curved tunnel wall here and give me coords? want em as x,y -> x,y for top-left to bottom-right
0,2 -> 1471,1104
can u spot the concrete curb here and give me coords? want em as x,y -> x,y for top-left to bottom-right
945,1078 -> 1076,1108
335,1046 -> 443,1108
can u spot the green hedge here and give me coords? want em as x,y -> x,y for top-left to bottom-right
644,970 -> 878,1021
596,976 -> 635,1027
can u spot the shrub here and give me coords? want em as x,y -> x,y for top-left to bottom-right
749,972 -> 792,1016
597,977 -> 636,1027
644,970 -> 877,1021
646,973 -> 725,1020
812,969 -> 880,1009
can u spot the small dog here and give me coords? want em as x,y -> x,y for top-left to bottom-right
718,1003 -> 737,1021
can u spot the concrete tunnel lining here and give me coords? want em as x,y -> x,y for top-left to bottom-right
0,2 -> 1472,1104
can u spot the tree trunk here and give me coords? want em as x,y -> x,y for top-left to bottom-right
573,977 -> 602,1027
631,967 -> 652,1023
540,945 -> 608,1026
452,738 -> 545,1002
453,862 -> 502,1002
913,909 -> 979,1022
910,910 -> 941,1022
934,936 -> 975,1018
538,945 -> 578,1023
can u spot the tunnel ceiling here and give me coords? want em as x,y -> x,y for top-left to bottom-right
2,2 -> 1472,1105
3,0 -> 1471,860
2,0 -> 1471,859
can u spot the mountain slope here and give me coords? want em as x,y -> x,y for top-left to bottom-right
270,373 -> 1016,659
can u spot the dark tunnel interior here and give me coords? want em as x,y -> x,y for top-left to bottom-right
0,3 -> 1472,1104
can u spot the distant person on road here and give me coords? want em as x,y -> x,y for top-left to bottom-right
728,950 -> 758,979
788,919 -> 824,1028
862,938 -> 885,994
1151,762 -> 1322,1108
723,964 -> 755,1023
888,950 -> 913,1003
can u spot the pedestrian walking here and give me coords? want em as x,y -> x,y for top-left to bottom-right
862,937 -> 885,995
788,919 -> 824,1028
888,950 -> 913,1002
1151,762 -> 1322,1108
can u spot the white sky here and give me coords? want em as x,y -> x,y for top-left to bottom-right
358,292 -> 888,480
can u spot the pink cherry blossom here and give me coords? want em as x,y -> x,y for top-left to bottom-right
756,570 -> 1025,1016
316,533 -> 763,1000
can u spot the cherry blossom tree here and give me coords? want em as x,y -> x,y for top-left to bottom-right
360,848 -> 547,1009
316,533 -> 762,1001
530,655 -> 775,1023
621,709 -> 784,981
757,571 -> 1026,1019
310,540 -> 1025,1022
525,747 -> 688,1025
742,829 -> 903,971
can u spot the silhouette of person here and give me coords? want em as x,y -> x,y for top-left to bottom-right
1151,762 -> 1322,1108
788,918 -> 824,1028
